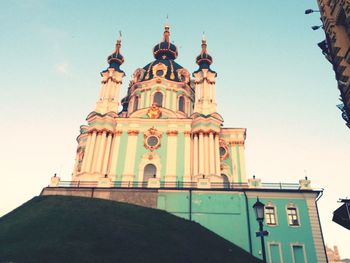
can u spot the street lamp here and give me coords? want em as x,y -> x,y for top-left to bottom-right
253,197 -> 268,263
305,9 -> 320,14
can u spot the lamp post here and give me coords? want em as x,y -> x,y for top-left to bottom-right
253,197 -> 268,263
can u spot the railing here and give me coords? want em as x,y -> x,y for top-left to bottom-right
53,180 -> 303,191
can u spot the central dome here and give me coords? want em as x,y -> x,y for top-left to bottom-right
140,59 -> 184,82
137,22 -> 189,83
152,24 -> 178,60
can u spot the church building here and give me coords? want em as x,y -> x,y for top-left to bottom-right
72,23 -> 245,187
44,22 -> 328,263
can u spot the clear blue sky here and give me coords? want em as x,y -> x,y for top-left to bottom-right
1,0 -> 349,258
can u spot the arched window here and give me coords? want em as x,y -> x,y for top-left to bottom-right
143,164 -> 157,186
153,92 -> 163,107
221,174 -> 229,188
133,96 -> 139,112
178,96 -> 185,112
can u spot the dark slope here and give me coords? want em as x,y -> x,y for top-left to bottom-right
0,195 -> 261,263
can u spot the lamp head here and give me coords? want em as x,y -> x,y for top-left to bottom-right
312,25 -> 322,30
305,9 -> 314,14
253,197 -> 265,221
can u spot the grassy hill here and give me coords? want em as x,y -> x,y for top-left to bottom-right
0,195 -> 261,263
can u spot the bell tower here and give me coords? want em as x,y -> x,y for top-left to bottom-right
193,34 -> 217,115
95,32 -> 125,114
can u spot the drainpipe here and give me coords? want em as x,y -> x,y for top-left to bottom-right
244,190 -> 253,254
189,188 -> 192,221
315,189 -> 328,263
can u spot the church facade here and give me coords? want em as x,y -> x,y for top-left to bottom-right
72,24 -> 246,187
47,23 -> 328,262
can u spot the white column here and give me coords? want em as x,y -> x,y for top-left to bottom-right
209,132 -> 215,175
114,83 -> 121,103
198,132 -> 204,176
214,133 -> 221,176
204,133 -> 209,176
165,89 -> 171,109
91,131 -> 102,173
122,131 -> 139,177
212,84 -> 216,104
195,84 -> 199,103
172,92 -> 177,111
99,84 -> 105,100
109,82 -> 115,99
193,133 -> 198,177
95,131 -> 107,173
165,131 -> 178,179
102,132 -> 113,176
108,131 -> 122,176
230,143 -> 239,182
145,90 -> 150,108
85,131 -> 97,172
200,83 -> 204,101
139,91 -> 144,109
81,133 -> 92,172
238,144 -> 247,183
184,132 -> 191,181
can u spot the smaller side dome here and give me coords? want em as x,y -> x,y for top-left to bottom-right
107,32 -> 124,72
196,34 -> 212,68
194,34 -> 217,76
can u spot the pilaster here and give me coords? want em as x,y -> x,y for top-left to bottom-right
165,130 -> 178,183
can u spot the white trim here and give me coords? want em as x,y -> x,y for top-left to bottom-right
290,243 -> 308,263
265,201 -> 279,227
267,241 -> 283,263
138,152 -> 161,184
151,90 -> 165,107
285,203 -> 301,227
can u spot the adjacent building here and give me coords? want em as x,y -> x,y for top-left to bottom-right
315,0 -> 350,128
326,245 -> 350,263
44,22 -> 328,262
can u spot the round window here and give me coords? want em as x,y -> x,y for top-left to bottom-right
156,70 -> 164,77
219,146 -> 227,157
147,135 -> 159,147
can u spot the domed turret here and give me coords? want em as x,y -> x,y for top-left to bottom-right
152,21 -> 178,60
107,31 -> 124,73
196,33 -> 213,70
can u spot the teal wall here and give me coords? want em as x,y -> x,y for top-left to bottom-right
247,197 -> 317,263
157,191 -> 250,251
157,190 -> 319,263
116,125 -> 188,185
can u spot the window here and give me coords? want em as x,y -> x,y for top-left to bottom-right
156,70 -> 164,77
268,243 -> 282,263
153,92 -> 163,107
133,96 -> 139,112
144,164 -> 156,179
287,207 -> 299,226
219,145 -> 229,160
292,245 -> 306,263
143,164 -> 157,187
178,96 -> 185,112
147,135 -> 159,147
219,147 -> 227,157
221,174 -> 229,188
265,206 -> 277,225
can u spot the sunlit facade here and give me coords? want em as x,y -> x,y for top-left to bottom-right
71,24 -> 246,187
45,23 -> 328,262
316,0 -> 350,128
